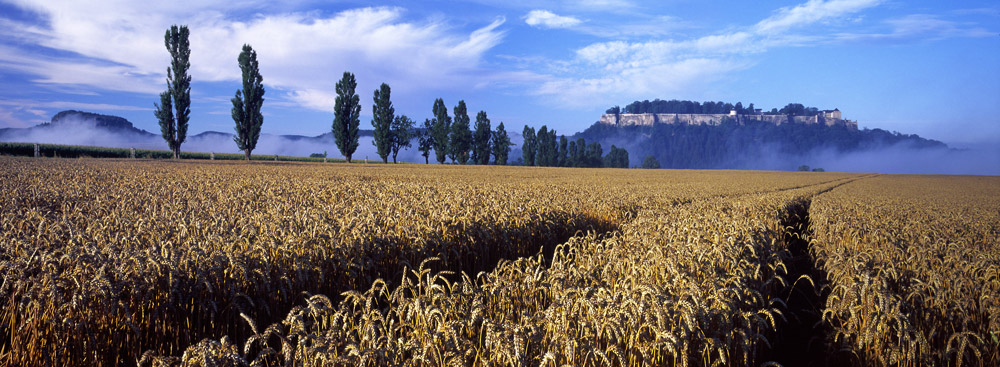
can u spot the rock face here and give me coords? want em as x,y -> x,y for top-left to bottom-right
600,113 -> 859,130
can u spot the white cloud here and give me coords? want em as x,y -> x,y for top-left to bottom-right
835,14 -> 996,42
524,10 -> 582,29
755,0 -> 883,34
0,3 -> 507,112
285,89 -> 337,113
0,99 -> 151,112
530,0 -> 894,106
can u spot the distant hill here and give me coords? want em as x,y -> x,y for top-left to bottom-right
0,110 -> 413,160
50,110 -> 155,136
571,119 -> 948,170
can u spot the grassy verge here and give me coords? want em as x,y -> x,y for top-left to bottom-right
0,142 -> 352,162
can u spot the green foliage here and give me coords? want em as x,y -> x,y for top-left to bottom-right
449,100 -> 472,164
491,122 -> 513,165
431,99 -> 451,164
812,167 -> 825,172
618,98 -> 826,117
557,135 -> 568,167
533,126 -> 559,167
585,142 -> 603,167
156,24 -> 191,159
623,99 -> 734,114
390,115 -> 414,164
371,83 -> 395,163
535,126 -> 549,166
566,140 -> 578,167
603,145 -> 629,168
417,118 -> 434,164
798,165 -> 811,171
521,125 -> 536,166
779,103 -> 820,116
472,111 -> 491,165
232,44 -> 265,160
332,71 -> 361,163
641,155 -> 661,169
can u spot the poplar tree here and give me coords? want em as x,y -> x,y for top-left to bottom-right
491,122 -> 513,165
472,110 -> 492,165
431,98 -> 451,164
449,100 -> 472,164
557,135 -> 568,167
521,125 -> 536,166
231,44 -> 264,161
332,72 -> 361,163
371,83 -> 394,163
154,25 -> 191,159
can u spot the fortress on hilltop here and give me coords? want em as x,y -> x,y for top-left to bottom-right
600,108 -> 858,130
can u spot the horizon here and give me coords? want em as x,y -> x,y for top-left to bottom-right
1,0 -> 998,150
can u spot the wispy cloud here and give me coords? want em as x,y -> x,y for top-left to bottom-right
754,0 -> 883,34
524,10 -> 582,29
835,14 -> 996,42
528,0 -> 995,107
0,99 -> 150,112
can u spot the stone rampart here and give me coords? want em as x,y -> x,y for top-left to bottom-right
600,113 -> 858,130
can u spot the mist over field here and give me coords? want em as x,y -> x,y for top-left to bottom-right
727,143 -> 1000,176
0,113 -> 431,162
1,111 -> 995,175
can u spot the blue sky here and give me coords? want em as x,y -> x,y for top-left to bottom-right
1,0 -> 997,148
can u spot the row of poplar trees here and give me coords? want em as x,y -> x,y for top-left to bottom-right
521,126 -> 629,168
154,25 -> 265,161
153,24 -> 515,164
331,74 -> 514,165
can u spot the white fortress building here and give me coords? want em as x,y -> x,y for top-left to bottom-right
600,108 -> 857,129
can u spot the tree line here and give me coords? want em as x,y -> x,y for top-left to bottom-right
152,25 -> 514,164
576,118 -> 945,169
608,99 -> 829,117
520,125 -> 629,168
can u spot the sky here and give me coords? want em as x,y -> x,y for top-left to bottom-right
0,0 -> 998,149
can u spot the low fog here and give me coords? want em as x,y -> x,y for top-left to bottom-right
2,118 -> 996,175
788,144 -> 1000,176
0,118 -> 430,163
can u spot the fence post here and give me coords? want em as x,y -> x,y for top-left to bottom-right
324,157 -> 327,163
34,143 -> 40,158
274,154 -> 278,161
210,152 -> 215,160
130,148 -> 136,159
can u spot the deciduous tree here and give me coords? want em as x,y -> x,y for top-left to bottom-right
231,44 -> 264,161
390,115 -> 414,164
491,122 -> 513,165
155,25 -> 191,159
417,118 -> 434,164
449,100 -> 472,164
431,98 -> 451,164
332,72 -> 361,163
472,111 -> 492,165
641,155 -> 661,169
371,83 -> 394,163
522,126 -> 536,166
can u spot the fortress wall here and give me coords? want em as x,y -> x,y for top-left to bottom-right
600,113 -> 857,130
658,114 -> 728,126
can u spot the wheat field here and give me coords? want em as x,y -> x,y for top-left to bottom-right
0,157 -> 996,366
